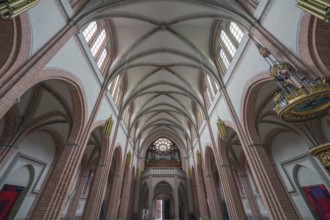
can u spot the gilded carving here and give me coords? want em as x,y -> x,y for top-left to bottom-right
258,47 -> 270,58
196,151 -> 202,165
217,118 -> 228,141
0,0 -> 39,19
126,152 -> 132,165
273,85 -> 330,122
310,143 -> 330,175
104,116 -> 113,138
316,150 -> 330,167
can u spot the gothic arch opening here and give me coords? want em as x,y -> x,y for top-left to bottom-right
145,137 -> 182,169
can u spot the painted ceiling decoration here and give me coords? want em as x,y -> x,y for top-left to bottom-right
74,0 -> 255,155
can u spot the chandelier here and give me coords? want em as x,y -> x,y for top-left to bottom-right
296,0 -> 330,22
254,40 -> 330,122
0,0 -> 39,19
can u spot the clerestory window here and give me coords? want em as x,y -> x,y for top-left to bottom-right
83,22 -> 97,43
83,21 -> 112,74
218,22 -> 244,73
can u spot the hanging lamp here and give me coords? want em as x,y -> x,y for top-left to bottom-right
253,39 -> 330,122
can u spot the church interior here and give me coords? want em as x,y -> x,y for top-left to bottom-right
1,0 -> 330,219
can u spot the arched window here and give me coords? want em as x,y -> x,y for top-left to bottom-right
83,21 -> 97,43
220,49 -> 230,69
218,22 -> 244,74
145,137 -> 181,169
108,74 -> 122,107
83,21 -> 112,74
97,49 -> 107,68
206,75 -> 215,98
111,75 -> 120,97
91,30 -> 106,57
229,22 -> 244,43
220,31 -> 236,57
205,74 -> 220,107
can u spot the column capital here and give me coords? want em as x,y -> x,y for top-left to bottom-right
0,144 -> 17,149
64,143 -> 80,147
248,143 -> 263,148
220,164 -> 232,168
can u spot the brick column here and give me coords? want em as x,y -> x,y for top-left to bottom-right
184,168 -> 195,215
218,164 -> 247,220
173,177 -> 180,220
105,169 -> 124,220
82,163 -> 108,220
118,164 -> 133,219
132,167 -> 142,219
127,171 -> 136,219
0,145 -> 16,170
203,170 -> 223,219
65,175 -> 86,219
239,172 -> 263,220
0,107 -> 17,169
105,137 -> 130,219
193,151 -> 209,219
218,78 -> 300,219
240,143 -> 299,220
190,172 -> 200,218
30,142 -> 85,219
205,119 -> 245,219
190,131 -> 210,220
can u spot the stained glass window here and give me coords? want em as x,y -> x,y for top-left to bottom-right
153,138 -> 173,152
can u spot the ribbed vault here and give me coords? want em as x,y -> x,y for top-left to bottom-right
74,0 -> 254,155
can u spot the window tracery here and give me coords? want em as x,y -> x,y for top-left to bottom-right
82,21 -> 112,74
230,22 -> 244,43
217,22 -> 244,74
91,30 -> 106,57
97,49 -> 107,68
221,31 -> 236,57
107,74 -> 123,107
83,21 -> 97,43
145,137 -> 181,169
220,49 -> 230,69
154,138 -> 173,153
205,73 -> 220,107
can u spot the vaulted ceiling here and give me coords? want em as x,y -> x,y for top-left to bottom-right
74,0 -> 255,155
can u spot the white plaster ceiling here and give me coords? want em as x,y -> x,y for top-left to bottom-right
75,0 -> 254,154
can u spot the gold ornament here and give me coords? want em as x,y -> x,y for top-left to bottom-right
0,0 -> 39,19
103,116 -> 113,138
126,151 -> 132,165
296,0 -> 330,22
217,118 -> 228,140
310,143 -> 330,175
196,150 -> 202,164
273,83 -> 330,121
